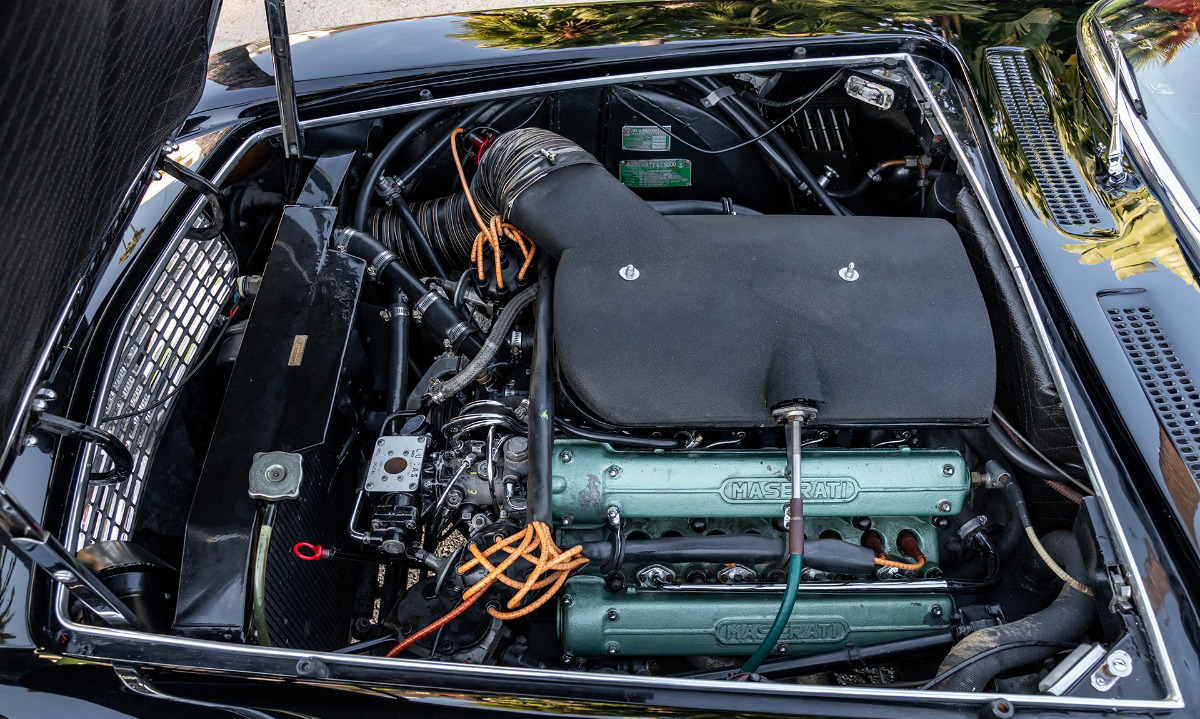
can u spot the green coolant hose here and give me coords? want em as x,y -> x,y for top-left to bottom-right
740,553 -> 803,674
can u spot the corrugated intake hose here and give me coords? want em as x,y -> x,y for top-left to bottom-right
929,530 -> 1096,691
370,128 -> 600,274
427,284 -> 537,403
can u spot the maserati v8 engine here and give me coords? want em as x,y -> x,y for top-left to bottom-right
70,61 -> 1118,694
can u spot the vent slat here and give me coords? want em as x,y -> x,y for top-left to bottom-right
987,50 -> 1116,235
78,238 -> 235,550
1102,297 -> 1200,477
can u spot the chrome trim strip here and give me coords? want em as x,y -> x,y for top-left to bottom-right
1080,3 -> 1200,253
904,53 -> 1182,706
56,50 -> 1182,710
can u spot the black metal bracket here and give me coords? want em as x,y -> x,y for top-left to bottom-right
33,413 -> 133,486
159,155 -> 225,241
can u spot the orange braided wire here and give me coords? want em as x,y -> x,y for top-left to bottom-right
450,128 -> 537,289
874,554 -> 926,571
387,521 -> 588,657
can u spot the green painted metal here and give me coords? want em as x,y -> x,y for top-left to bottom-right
559,576 -> 953,657
551,440 -> 968,527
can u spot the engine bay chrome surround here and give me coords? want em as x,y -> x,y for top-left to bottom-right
53,50 -> 1183,711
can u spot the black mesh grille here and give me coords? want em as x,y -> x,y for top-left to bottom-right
1102,297 -> 1200,477
987,50 -> 1115,235
264,449 -> 356,651
79,237 -> 234,549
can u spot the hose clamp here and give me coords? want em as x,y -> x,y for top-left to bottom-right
367,249 -> 397,280
447,321 -> 473,346
414,292 -> 440,316
701,85 -> 736,107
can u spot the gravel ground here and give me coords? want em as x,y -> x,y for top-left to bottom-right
214,0 -> 576,51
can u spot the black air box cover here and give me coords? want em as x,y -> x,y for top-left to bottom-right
513,164 -> 995,427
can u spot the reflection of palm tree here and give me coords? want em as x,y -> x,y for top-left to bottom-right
1061,189 -> 1199,289
456,1 -> 989,49
1104,0 -> 1200,67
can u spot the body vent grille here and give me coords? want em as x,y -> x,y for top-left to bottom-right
987,50 -> 1116,235
1101,296 -> 1200,477
795,106 -> 852,154
77,238 -> 235,549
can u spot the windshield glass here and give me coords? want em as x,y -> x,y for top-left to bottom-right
1100,0 -> 1200,210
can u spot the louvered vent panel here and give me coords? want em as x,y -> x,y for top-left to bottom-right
1101,296 -> 1200,478
988,50 -> 1115,235
77,238 -> 235,549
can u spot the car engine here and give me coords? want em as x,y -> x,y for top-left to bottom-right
77,64 -> 1114,691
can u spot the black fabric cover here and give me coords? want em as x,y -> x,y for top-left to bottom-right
0,0 -> 213,439
513,164 -> 995,427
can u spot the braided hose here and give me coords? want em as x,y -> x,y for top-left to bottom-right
374,128 -> 599,274
427,285 -> 538,403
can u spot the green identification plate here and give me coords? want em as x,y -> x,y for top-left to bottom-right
619,158 -> 692,188
621,125 -> 671,152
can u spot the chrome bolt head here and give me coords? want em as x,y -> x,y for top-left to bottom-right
942,464 -> 955,476
937,500 -> 952,513
559,450 -> 573,463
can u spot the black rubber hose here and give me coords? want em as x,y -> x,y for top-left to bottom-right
356,109 -> 444,231
386,290 -> 410,417
578,535 -> 876,575
392,190 -> 450,281
683,631 -> 956,681
526,255 -> 555,525
428,285 -> 537,403
339,228 -> 483,356
686,77 -> 846,216
648,199 -> 762,216
986,422 -> 1068,482
929,530 -> 1096,692
554,417 -> 684,449
394,101 -> 504,188
681,78 -> 804,190
828,174 -> 874,199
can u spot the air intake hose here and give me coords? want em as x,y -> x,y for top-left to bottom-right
370,128 -> 601,274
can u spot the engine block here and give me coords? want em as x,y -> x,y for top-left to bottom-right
552,440 -> 969,657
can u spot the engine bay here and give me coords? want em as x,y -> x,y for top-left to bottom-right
67,59 -> 1157,700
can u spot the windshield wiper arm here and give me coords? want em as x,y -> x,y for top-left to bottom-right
1094,20 -> 1148,185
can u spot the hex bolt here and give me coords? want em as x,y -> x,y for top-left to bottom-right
606,610 -> 619,622
561,594 -> 573,607
605,466 -> 620,478
22,435 -> 38,449
562,653 -> 573,664
605,642 -> 620,655
942,464 -> 956,477
559,450 -> 573,463
937,500 -> 952,513
852,516 -> 872,531
930,605 -> 944,618
775,644 -> 788,654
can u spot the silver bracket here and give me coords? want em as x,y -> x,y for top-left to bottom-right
264,0 -> 304,178
248,451 -> 304,501
1039,642 -> 1107,696
363,435 -> 427,493
1090,649 -> 1133,692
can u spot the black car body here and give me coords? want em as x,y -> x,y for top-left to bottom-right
2,0 -> 1200,716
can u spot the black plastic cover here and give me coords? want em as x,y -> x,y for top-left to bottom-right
513,163 -> 995,427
